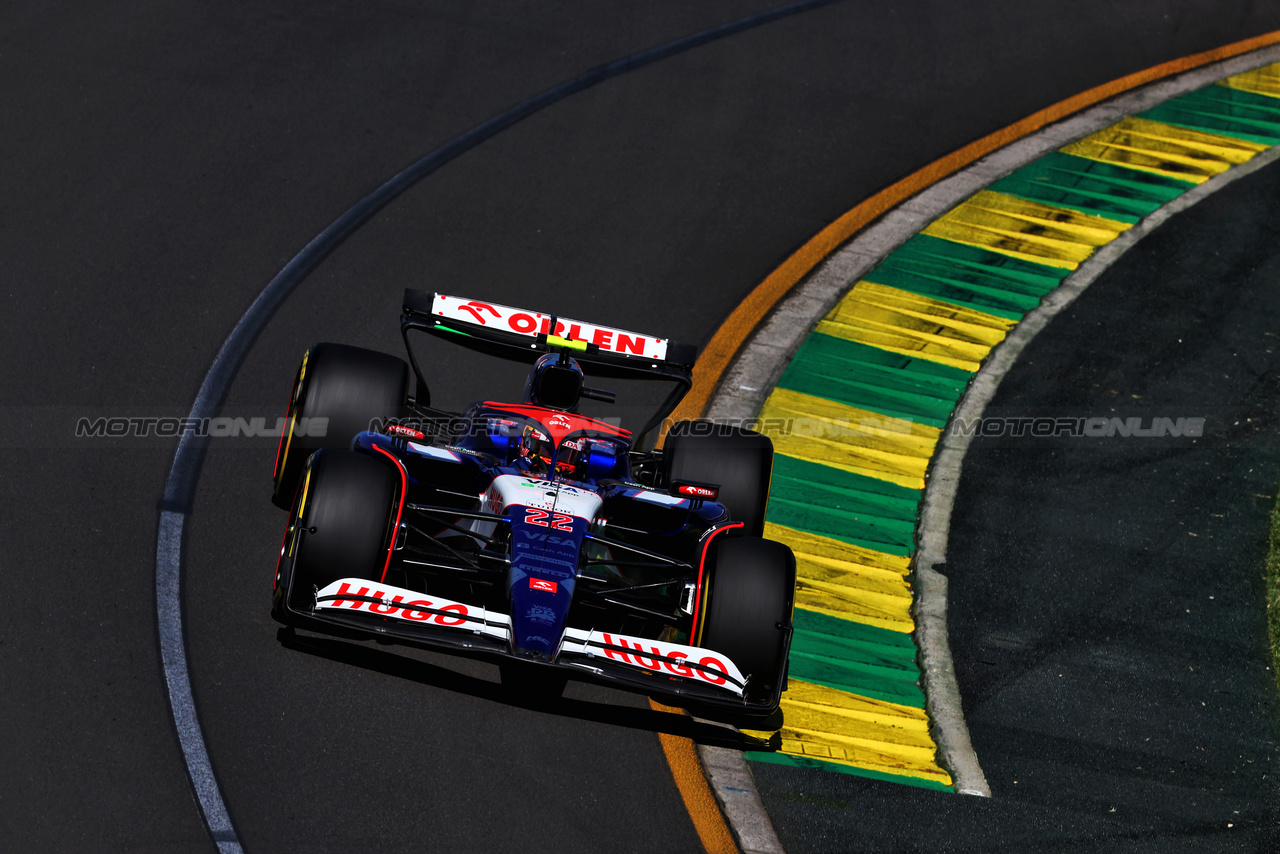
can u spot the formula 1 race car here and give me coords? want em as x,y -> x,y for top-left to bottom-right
269,290 -> 796,716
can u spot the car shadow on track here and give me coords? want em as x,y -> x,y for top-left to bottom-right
277,627 -> 775,751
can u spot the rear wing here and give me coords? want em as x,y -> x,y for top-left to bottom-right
400,289 -> 695,445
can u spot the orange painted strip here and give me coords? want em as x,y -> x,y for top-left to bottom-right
664,28 -> 1280,434
649,699 -> 740,854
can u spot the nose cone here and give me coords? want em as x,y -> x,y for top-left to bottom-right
507,508 -> 586,655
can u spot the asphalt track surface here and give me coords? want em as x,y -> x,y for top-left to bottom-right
948,148 -> 1280,850
5,2 -> 1280,852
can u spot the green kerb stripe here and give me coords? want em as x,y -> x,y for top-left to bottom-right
745,751 -> 954,791
788,607 -> 925,706
863,233 -> 1071,320
1137,83 -> 1280,147
768,454 -> 921,555
782,331 -> 972,382
776,333 -> 969,428
988,151 -> 1195,224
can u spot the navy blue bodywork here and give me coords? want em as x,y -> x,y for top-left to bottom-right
272,292 -> 793,714
271,403 -> 788,713
508,510 -> 585,656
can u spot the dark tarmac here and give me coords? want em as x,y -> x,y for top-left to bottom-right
4,1 -> 1280,850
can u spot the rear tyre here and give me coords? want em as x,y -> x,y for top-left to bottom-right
698,535 -> 795,708
662,421 -> 773,536
277,449 -> 398,615
272,342 -> 409,509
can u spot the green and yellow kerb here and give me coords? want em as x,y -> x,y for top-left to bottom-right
743,61 -> 1280,790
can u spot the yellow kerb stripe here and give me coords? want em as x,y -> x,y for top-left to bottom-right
759,387 -> 941,491
795,582 -> 915,633
815,280 -> 1014,372
742,680 -> 953,786
921,189 -> 1130,269
764,522 -> 913,577
1220,60 -> 1280,98
1061,116 -> 1267,183
764,526 -> 915,631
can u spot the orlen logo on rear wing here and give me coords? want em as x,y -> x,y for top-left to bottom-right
432,293 -> 669,362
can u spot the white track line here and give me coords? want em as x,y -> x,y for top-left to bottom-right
157,510 -> 243,854
150,5 -> 850,850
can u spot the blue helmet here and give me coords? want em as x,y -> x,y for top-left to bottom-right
522,353 -> 583,411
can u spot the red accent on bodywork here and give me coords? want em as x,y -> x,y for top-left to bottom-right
458,301 -> 500,324
692,523 -> 744,646
384,423 -> 425,440
481,401 -> 631,445
371,445 -> 409,584
676,483 -> 719,500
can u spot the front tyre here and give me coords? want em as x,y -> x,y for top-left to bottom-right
662,421 -> 774,536
698,535 -> 796,709
272,342 -> 409,509
274,449 -> 398,618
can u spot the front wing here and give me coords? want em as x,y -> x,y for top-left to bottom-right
284,578 -> 767,711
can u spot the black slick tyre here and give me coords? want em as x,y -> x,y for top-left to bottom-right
662,420 -> 774,536
272,342 -> 409,509
698,534 -> 796,708
277,449 -> 398,615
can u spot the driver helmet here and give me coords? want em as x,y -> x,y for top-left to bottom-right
523,353 -> 584,411
554,438 -> 590,480
518,424 -> 555,475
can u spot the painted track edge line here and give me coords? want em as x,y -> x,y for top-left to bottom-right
157,510 -> 244,854
702,42 -> 1280,800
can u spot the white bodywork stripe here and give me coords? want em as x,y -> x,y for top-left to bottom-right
315,579 -> 510,641
559,627 -> 745,695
